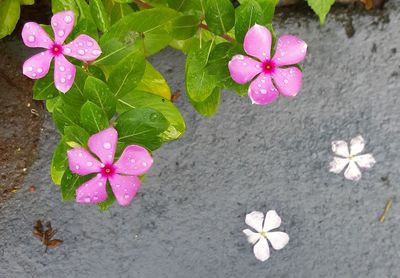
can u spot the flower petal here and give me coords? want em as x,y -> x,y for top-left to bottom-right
22,22 -> 53,49
76,174 -> 108,204
62,35 -> 102,62
228,55 -> 261,85
53,55 -> 76,93
67,147 -> 102,175
244,24 -> 272,61
243,229 -> 261,245
350,135 -> 365,156
245,211 -> 264,233
331,140 -> 349,158
272,35 -> 307,67
354,154 -> 376,169
344,161 -> 362,181
88,127 -> 117,164
329,157 -> 350,174
109,174 -> 141,206
267,231 -> 289,250
272,67 -> 302,97
248,74 -> 279,105
51,11 -> 75,44
263,210 -> 282,232
22,51 -> 53,80
253,237 -> 270,262
114,145 -> 153,176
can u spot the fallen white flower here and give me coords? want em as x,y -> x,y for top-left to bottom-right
243,210 -> 289,262
329,135 -> 376,181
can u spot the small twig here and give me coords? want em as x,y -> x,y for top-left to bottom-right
133,0 -> 236,43
379,198 -> 393,222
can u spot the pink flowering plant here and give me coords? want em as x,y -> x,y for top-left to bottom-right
20,0 -> 307,209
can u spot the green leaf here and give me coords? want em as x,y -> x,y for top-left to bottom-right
135,62 -> 171,100
53,100 -> 81,132
235,0 -> 263,42
97,183 -> 115,211
51,141 -> 69,185
117,90 -> 186,141
84,76 -> 116,118
60,169 -> 91,201
80,101 -> 110,134
20,0 -> 34,5
60,67 -> 87,108
254,0 -> 278,25
189,87 -> 221,117
169,15 -> 200,40
306,0 -> 335,24
167,0 -> 202,12
46,96 -> 61,112
108,51 -> 146,98
204,0 -> 235,36
33,72 -> 60,100
110,3 -> 135,24
92,39 -> 137,66
64,125 -> 90,148
90,0 -> 110,32
52,0 -> 79,15
185,39 -> 218,102
0,0 -> 20,39
115,107 -> 169,151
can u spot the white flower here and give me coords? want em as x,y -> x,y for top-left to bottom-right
243,210 -> 289,262
329,135 -> 376,181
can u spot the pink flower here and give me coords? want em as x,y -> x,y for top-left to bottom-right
228,24 -> 307,105
67,127 -> 154,206
22,11 -> 102,93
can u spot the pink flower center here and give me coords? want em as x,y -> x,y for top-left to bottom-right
50,43 -> 63,56
262,60 -> 276,74
100,163 -> 115,178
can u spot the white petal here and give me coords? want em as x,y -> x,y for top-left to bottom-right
329,157 -> 350,174
263,210 -> 282,232
245,211 -> 264,232
253,237 -> 270,262
350,135 -> 365,156
331,140 -> 349,157
267,232 -> 289,250
243,229 -> 261,244
344,161 -> 362,181
354,154 -> 376,169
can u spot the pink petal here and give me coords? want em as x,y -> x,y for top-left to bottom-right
76,174 -> 108,204
272,67 -> 302,97
51,11 -> 75,44
22,51 -> 53,80
63,35 -> 102,62
114,145 -> 153,176
272,35 -> 307,67
109,174 -> 141,206
67,147 -> 102,175
88,127 -> 117,164
228,55 -> 261,85
21,22 -> 53,49
243,24 -> 272,62
53,54 -> 76,93
248,74 -> 279,105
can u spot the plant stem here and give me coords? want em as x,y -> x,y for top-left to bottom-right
133,0 -> 236,43
379,198 -> 393,222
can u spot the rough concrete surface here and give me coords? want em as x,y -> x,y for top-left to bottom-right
1,2 -> 400,277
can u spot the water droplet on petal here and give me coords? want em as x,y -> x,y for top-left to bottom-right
75,165 -> 80,170
78,49 -> 85,55
93,196 -> 98,201
142,162 -> 147,167
124,194 -> 130,199
87,161 -> 93,167
64,15 -> 72,23
59,66 -> 65,72
28,35 -> 35,42
261,89 -> 267,94
57,30 -> 65,37
242,63 -> 247,66
37,67 -> 43,73
87,41 -> 93,47
27,66 -> 33,72
103,142 -> 111,149
78,42 -> 83,47
116,184 -> 120,188
257,84 -> 262,88
92,50 -> 101,56
283,79 -> 289,84
130,159 -> 136,164
63,47 -> 71,54
78,152 -> 83,157
61,78 -> 66,83
99,182 -> 103,187
32,73 -> 37,77
67,74 -> 72,80
84,197 -> 91,203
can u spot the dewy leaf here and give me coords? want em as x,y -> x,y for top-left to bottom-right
90,0 -> 110,33
235,0 -> 263,43
80,101 -> 110,134
185,39 -> 219,102
53,100 -> 81,133
108,51 -> 146,98
64,125 -> 90,148
110,3 -> 135,24
84,76 -> 117,118
52,0 -> 79,15
61,67 -> 87,109
306,0 -> 335,24
115,107 -> 169,151
189,87 -> 221,117
61,169 -> 91,201
204,0 -> 235,36
97,182 -> 115,211
51,141 -> 69,185
255,0 -> 279,25
117,90 -> 186,141
169,15 -> 200,40
135,62 -> 171,100
0,0 -> 20,39
167,0 -> 202,12
33,71 -> 60,100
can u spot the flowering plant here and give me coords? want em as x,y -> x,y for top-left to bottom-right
20,0 -> 307,209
